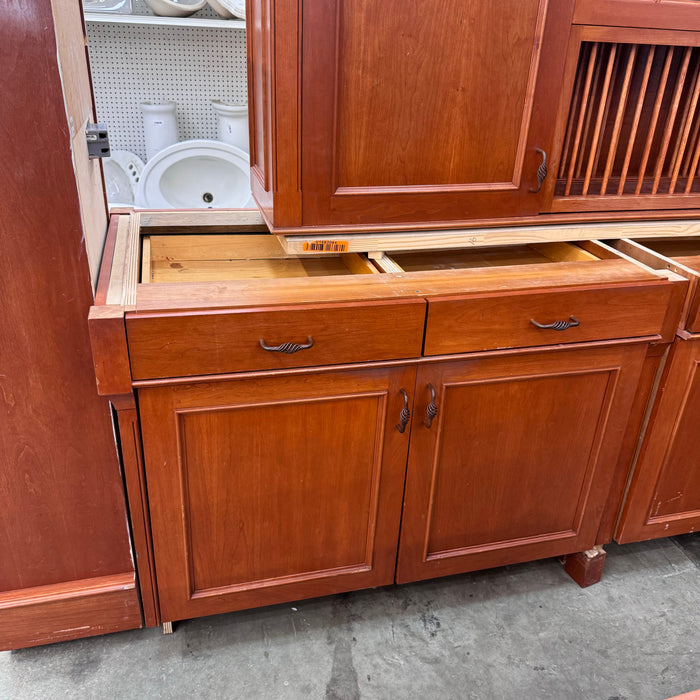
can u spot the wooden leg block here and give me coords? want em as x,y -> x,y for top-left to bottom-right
563,545 -> 606,588
162,621 -> 173,635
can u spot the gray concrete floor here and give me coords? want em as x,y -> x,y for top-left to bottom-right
1,536 -> 698,700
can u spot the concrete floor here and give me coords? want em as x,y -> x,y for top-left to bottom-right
1,536 -> 698,700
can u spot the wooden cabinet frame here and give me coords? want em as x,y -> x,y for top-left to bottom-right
89,210 -> 686,625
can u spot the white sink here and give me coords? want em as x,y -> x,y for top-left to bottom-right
135,140 -> 253,209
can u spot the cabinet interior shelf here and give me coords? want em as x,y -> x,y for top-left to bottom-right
83,12 -> 245,29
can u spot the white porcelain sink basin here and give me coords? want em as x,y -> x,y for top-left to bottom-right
135,140 -> 253,209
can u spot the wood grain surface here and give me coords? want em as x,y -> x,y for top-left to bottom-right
300,0 -> 575,226
0,0 -> 133,596
616,337 -> 700,542
139,365 -> 416,621
0,0 -> 138,649
397,343 -> 648,583
126,299 -> 426,379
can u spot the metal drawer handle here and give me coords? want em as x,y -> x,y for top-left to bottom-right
530,316 -> 580,331
424,383 -> 438,429
259,336 -> 314,353
529,148 -> 548,193
396,389 -> 410,434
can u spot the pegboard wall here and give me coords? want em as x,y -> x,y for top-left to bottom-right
86,1 -> 247,162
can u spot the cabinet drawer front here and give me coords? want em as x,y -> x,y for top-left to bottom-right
424,283 -> 670,356
127,299 -> 426,379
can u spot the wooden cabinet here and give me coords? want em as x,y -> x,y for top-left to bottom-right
610,237 -> 700,542
89,211 -> 685,624
138,365 -> 416,622
250,0 -> 700,232
397,344 -> 649,583
250,0 -> 576,230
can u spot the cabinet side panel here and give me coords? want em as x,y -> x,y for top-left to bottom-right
617,338 -> 700,541
650,356 -> 700,517
248,0 -> 273,214
0,0 -> 134,595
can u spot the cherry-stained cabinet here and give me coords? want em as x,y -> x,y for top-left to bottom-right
251,0 -> 700,231
89,217 -> 685,625
397,343 -> 649,583
138,365 -> 416,622
250,0 -> 576,230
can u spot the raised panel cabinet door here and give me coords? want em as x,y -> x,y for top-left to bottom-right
616,338 -> 700,543
396,343 -> 648,584
138,365 -> 416,622
301,0 -> 575,227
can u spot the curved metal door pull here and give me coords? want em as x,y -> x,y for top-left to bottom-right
529,148 -> 548,193
396,389 -> 410,433
259,336 -> 314,353
424,383 -> 438,428
530,316 -> 580,331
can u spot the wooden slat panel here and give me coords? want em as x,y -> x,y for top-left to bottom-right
576,44 -> 602,180
619,45 -> 657,195
591,44 -> 620,182
636,46 -> 675,195
566,43 -> 600,195
559,43 -> 590,179
557,39 -> 700,203
583,43 -> 617,195
670,59 -> 700,193
651,46 -> 692,194
602,45 -> 637,195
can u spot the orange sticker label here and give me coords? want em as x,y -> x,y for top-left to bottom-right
302,240 -> 349,253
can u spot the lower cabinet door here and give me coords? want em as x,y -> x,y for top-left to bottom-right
139,365 -> 416,622
396,343 -> 648,584
616,338 -> 700,543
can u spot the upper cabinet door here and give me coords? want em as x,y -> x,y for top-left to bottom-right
301,0 -> 575,228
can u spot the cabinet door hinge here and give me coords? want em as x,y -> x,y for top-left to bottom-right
86,123 -> 110,159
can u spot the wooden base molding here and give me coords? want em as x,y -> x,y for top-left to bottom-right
0,573 -> 142,651
563,546 -> 607,588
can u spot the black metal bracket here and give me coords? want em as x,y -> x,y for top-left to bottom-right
86,123 -> 110,159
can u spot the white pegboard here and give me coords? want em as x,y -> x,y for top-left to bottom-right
86,8 -> 247,162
